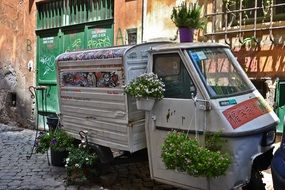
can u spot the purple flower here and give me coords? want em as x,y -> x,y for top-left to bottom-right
50,138 -> 57,145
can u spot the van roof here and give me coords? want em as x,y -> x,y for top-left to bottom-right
150,42 -> 229,52
56,45 -> 132,62
56,42 -> 229,62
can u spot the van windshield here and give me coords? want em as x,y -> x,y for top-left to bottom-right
187,47 -> 254,98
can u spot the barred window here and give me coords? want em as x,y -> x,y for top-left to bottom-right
205,0 -> 285,35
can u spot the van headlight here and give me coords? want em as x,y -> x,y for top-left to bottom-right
261,130 -> 276,146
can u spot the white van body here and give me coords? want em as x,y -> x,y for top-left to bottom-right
56,42 -> 167,152
56,42 -> 278,189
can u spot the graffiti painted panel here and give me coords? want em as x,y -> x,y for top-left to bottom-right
87,27 -> 114,49
57,46 -> 129,61
223,97 -> 272,129
61,71 -> 121,88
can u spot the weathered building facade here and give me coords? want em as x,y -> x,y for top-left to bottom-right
203,0 -> 285,131
1,0 -> 284,131
0,0 -> 36,126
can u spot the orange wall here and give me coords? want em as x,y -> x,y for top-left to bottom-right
114,0 -> 143,45
0,0 -> 36,126
233,44 -> 285,79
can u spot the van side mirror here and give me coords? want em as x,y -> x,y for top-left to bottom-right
191,94 -> 211,111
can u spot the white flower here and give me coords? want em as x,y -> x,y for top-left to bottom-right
75,164 -> 79,168
66,158 -> 70,163
85,157 -> 89,161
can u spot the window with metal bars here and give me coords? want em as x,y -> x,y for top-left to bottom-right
223,0 -> 285,27
205,0 -> 285,36
36,0 -> 114,30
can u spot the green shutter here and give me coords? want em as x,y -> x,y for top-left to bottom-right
275,79 -> 285,133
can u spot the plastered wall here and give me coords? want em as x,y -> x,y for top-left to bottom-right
0,0 -> 36,127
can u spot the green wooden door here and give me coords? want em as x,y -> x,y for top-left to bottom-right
36,0 -> 114,123
275,79 -> 285,133
36,32 -> 61,114
63,28 -> 85,52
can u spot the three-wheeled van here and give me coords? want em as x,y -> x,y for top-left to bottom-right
56,42 -> 278,190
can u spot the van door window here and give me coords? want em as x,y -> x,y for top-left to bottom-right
153,53 -> 196,99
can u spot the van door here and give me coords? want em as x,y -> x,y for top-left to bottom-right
146,52 -> 208,189
275,79 -> 285,133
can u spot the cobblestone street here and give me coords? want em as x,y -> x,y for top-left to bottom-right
0,123 -> 183,190
0,123 -> 275,190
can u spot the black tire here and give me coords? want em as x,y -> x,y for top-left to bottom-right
242,169 -> 266,190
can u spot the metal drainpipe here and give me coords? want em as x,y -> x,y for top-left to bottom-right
238,0 -> 243,44
253,0 -> 259,44
142,0 -> 146,43
212,0 -> 215,42
269,0 -> 275,43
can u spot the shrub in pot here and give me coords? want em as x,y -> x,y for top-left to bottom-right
161,131 -> 232,177
35,129 -> 74,166
171,2 -> 206,42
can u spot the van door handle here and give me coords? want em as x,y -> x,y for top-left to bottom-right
115,111 -> 126,118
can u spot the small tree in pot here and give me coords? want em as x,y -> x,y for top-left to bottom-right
171,2 -> 206,42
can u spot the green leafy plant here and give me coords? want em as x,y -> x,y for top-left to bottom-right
171,2 -> 206,29
35,129 -> 74,154
124,72 -> 165,100
65,143 -> 98,184
161,131 -> 231,177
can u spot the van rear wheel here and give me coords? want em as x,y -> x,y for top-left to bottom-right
242,169 -> 266,190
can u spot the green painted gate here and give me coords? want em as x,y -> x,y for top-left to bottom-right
275,79 -> 285,133
36,0 -> 114,124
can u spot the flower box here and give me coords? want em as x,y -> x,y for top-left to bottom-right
136,98 -> 155,111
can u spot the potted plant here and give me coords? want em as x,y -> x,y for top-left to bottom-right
35,129 -> 74,166
171,1 -> 206,42
124,72 -> 165,111
65,141 -> 97,184
161,131 -> 231,177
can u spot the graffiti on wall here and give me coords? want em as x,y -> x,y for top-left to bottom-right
87,37 -> 112,48
65,38 -> 82,52
0,0 -> 19,32
26,39 -> 32,52
39,55 -> 55,76
116,28 -> 125,45
61,71 -> 120,88
88,28 -> 112,48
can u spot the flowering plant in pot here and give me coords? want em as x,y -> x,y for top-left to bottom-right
124,72 -> 165,111
65,140 -> 97,184
171,1 -> 206,42
35,129 -> 74,166
161,131 -> 231,177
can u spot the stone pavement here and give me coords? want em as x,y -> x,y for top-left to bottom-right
0,123 -> 182,190
0,123 -> 276,190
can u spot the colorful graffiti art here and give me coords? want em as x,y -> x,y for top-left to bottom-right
61,71 -> 120,88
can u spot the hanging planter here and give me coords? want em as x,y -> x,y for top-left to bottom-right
136,98 -> 155,111
124,72 -> 165,111
161,131 -> 232,177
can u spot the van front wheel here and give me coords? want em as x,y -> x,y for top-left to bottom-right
242,169 -> 266,190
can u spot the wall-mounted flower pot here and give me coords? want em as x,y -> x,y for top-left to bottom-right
136,98 -> 155,111
179,27 -> 194,42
